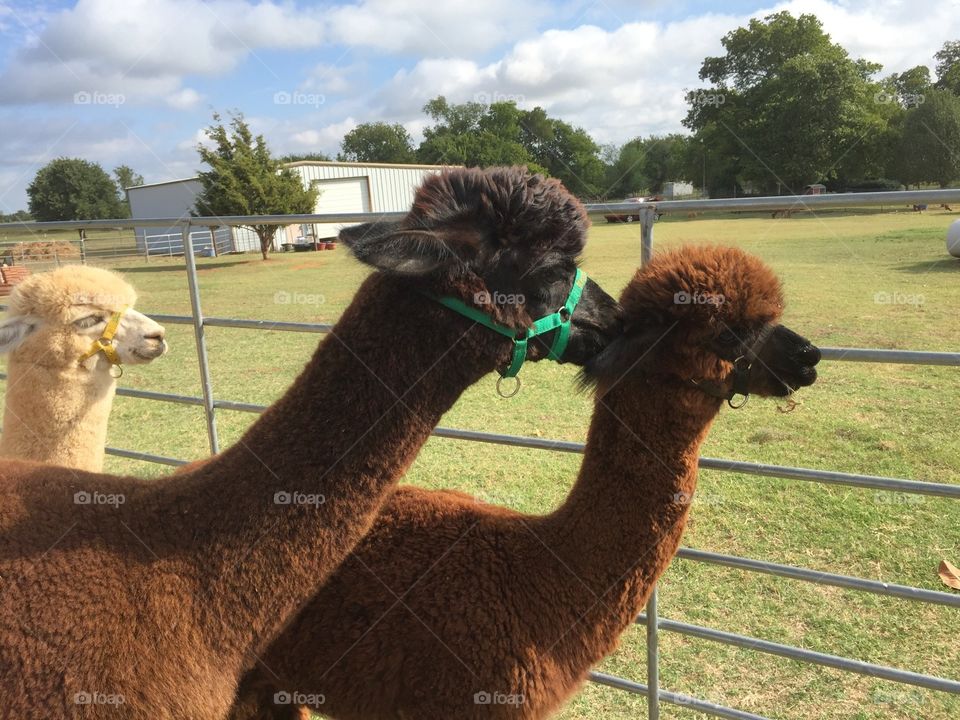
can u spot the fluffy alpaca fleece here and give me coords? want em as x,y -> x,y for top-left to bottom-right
0,167 -> 622,718
230,245 -> 822,720
0,266 -> 166,471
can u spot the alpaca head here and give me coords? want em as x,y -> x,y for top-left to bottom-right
0,266 -> 167,372
340,166 -> 622,368
586,245 -> 820,400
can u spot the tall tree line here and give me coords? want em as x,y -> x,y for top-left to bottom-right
21,11 -> 960,223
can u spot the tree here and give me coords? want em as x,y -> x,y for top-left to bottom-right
604,139 -> 648,199
602,135 -> 691,199
413,95 -> 606,197
417,97 -> 538,169
890,65 -> 932,104
113,165 -> 144,194
896,89 -> 960,187
640,135 -> 689,193
27,158 -> 125,221
339,122 -> 416,163
935,40 -> 960,95
279,152 -> 332,163
518,107 -> 605,197
0,210 -> 32,223
112,165 -> 144,218
678,123 -> 744,198
685,12 -> 887,196
195,113 -> 318,260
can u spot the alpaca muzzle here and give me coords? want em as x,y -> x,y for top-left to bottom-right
77,308 -> 126,376
690,323 -> 778,408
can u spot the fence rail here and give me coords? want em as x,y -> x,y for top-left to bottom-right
0,188 -> 958,719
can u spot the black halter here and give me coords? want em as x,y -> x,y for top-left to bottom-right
690,324 -> 777,408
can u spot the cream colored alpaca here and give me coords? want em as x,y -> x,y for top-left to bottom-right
0,266 -> 167,471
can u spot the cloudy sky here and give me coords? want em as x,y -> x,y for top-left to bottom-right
1,0 -> 958,211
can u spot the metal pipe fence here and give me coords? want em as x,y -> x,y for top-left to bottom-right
1,229 -> 145,264
0,188 -> 958,718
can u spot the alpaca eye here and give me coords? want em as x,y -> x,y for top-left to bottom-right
75,315 -> 105,329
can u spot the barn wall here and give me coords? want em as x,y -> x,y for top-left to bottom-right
128,163 -> 449,254
128,179 -> 200,254
288,163 -> 442,213
128,179 -> 240,255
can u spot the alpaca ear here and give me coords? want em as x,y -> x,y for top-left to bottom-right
340,221 -> 480,276
0,317 -> 36,355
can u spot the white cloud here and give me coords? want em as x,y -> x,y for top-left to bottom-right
301,63 -> 359,95
376,14 -> 735,143
175,126 -> 213,153
375,0 -> 960,146
0,3 -> 13,32
4,0 -> 960,209
177,115 -> 358,160
0,0 -> 548,108
166,88 -> 204,110
22,0 -> 324,76
271,116 -> 359,153
325,0 -> 550,56
0,115 -> 194,210
0,1 -> 51,35
0,0 -> 327,106
776,0 -> 960,75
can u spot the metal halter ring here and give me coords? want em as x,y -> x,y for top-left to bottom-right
496,376 -> 522,398
727,392 -> 749,409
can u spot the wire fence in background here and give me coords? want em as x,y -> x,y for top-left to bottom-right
1,187 -> 959,719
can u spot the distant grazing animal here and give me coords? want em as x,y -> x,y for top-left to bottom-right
0,266 -> 166,471
0,166 -> 622,717
230,245 -> 820,720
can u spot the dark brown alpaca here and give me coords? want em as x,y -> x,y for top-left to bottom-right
0,167 -> 622,718
230,245 -> 821,720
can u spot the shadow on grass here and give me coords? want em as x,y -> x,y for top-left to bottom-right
895,258 -> 960,274
114,260 -> 251,273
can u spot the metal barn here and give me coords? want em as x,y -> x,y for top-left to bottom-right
232,161 -> 448,249
126,179 -> 249,256
128,162 -> 449,256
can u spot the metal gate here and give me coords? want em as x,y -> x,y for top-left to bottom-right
1,188 -> 959,718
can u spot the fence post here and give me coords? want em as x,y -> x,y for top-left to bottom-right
646,586 -> 660,720
181,222 -> 220,454
78,229 -> 87,265
640,207 -> 656,266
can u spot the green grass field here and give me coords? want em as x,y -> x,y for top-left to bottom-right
2,208 -> 958,719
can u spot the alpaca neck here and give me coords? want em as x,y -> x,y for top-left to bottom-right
0,360 -> 115,472
544,372 -> 722,647
167,274 -> 498,662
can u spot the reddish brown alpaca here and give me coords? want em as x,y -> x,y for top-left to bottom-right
0,167 -> 622,718
231,245 -> 821,720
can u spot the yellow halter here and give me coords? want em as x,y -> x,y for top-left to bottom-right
78,308 -> 126,371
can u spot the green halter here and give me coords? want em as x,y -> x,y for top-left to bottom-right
429,268 -> 587,379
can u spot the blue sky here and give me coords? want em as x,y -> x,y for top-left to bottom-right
1,0 -> 957,212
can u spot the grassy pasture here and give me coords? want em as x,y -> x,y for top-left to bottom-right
1,207 -> 958,718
